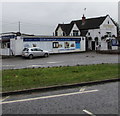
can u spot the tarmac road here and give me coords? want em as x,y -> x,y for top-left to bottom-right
2,52 -> 119,69
1,82 -> 119,115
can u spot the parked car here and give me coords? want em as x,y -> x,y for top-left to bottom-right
22,47 -> 49,59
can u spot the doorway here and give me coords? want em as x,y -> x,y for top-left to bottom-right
91,41 -> 95,50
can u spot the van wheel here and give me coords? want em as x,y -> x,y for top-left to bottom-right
44,53 -> 48,57
29,54 -> 33,59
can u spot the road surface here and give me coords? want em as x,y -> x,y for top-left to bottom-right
1,82 -> 119,115
2,52 -> 118,69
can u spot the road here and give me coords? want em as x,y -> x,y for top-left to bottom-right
1,82 -> 119,115
2,52 -> 118,69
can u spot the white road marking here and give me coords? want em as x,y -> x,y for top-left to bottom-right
1,96 -> 10,102
1,89 -> 98,104
80,87 -> 86,92
2,65 -> 15,67
47,61 -> 62,64
83,109 -> 96,116
27,65 -> 42,67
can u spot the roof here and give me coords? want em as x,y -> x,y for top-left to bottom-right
55,23 -> 73,36
55,15 -> 108,36
72,15 -> 107,30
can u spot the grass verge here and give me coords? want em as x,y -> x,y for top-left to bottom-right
2,63 -> 119,92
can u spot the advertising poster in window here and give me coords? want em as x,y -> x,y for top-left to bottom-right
58,42 -> 64,50
70,42 -> 75,49
64,41 -> 75,49
53,42 -> 59,48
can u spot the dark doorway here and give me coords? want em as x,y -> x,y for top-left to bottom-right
86,40 -> 88,51
107,41 -> 112,50
91,41 -> 95,50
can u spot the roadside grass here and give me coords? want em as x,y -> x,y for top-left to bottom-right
2,63 -> 119,92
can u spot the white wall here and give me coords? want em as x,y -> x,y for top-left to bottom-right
10,37 -> 23,55
100,40 -> 108,50
23,42 -> 53,52
112,46 -> 118,50
87,29 -> 101,41
80,37 -> 86,51
100,15 -> 117,37
86,15 -> 117,51
1,48 -> 10,55
57,27 -> 64,36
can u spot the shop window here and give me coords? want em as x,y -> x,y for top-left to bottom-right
53,42 -> 59,48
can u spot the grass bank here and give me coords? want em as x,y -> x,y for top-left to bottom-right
2,63 -> 119,92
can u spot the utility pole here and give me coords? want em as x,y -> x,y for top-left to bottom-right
18,21 -> 20,32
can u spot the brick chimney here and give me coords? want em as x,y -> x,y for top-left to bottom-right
82,14 -> 86,25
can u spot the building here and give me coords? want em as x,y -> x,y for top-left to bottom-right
0,33 -> 86,56
55,15 -> 118,51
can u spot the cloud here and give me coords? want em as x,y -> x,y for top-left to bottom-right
2,2 -> 118,35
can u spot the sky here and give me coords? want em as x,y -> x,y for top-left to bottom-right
0,0 -> 119,35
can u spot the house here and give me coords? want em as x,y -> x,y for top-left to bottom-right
55,15 -> 118,51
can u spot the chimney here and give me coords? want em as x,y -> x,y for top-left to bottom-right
82,14 -> 86,25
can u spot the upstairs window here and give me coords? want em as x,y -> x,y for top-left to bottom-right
73,30 -> 79,36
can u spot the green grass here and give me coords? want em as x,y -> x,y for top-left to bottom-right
2,63 -> 119,92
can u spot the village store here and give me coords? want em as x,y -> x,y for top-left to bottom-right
0,34 -> 86,56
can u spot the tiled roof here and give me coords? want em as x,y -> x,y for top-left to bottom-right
55,15 -> 108,36
72,15 -> 107,30
55,23 -> 73,36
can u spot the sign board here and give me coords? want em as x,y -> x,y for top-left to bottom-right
112,39 -> 119,46
23,37 -> 81,42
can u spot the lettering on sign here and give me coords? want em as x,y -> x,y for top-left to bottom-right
103,24 -> 114,28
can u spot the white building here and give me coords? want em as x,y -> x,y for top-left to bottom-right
0,33 -> 86,56
55,15 -> 119,51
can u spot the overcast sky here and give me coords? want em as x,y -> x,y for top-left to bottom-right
1,1 -> 119,35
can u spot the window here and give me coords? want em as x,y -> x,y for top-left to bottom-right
23,48 -> 29,51
106,32 -> 111,37
55,32 -> 58,36
53,42 -> 59,48
88,32 -> 90,36
32,48 -> 38,51
63,32 -> 66,36
73,30 -> 79,36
